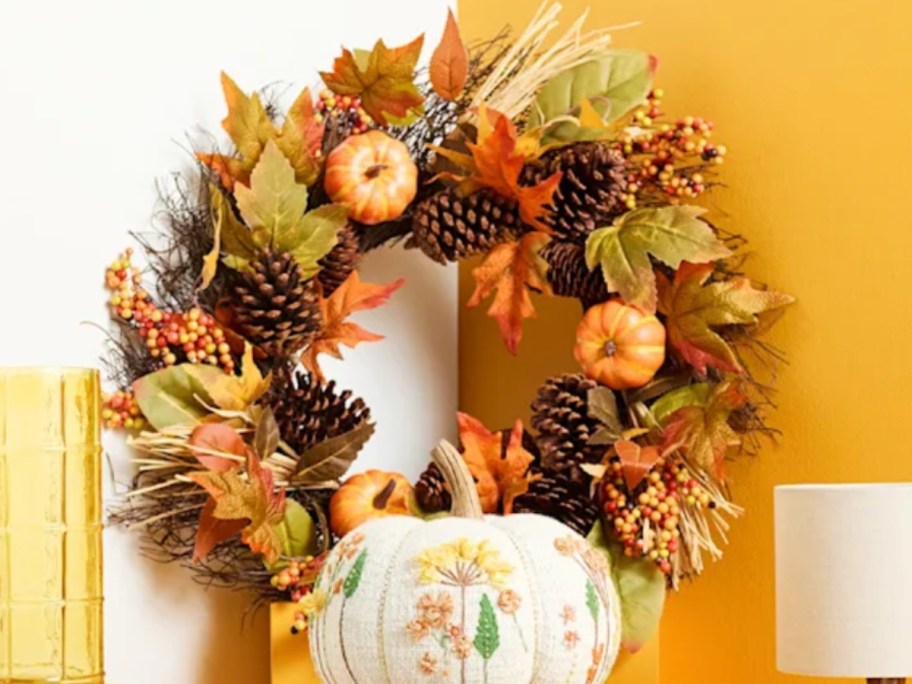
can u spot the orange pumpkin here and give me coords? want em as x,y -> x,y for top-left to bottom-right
323,130 -> 418,225
329,469 -> 414,537
574,299 -> 666,390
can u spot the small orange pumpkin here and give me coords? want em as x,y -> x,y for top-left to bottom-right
323,130 -> 418,225
329,469 -> 414,537
574,299 -> 666,390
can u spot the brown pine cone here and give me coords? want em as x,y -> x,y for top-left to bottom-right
266,366 -> 371,455
317,223 -> 362,296
415,462 -> 452,513
541,240 -> 612,309
231,249 -> 322,357
407,188 -> 521,263
513,468 -> 599,536
522,142 -> 627,242
531,373 -> 606,484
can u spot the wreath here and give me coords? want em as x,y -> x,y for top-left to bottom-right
104,3 -> 792,649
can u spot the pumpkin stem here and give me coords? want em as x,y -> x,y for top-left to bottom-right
372,478 -> 397,509
364,163 -> 388,179
430,440 -> 484,520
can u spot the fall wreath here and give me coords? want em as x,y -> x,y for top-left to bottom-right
104,3 -> 792,648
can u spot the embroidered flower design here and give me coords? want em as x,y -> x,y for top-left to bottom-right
414,537 -> 514,589
497,588 -> 521,615
419,652 -> 438,675
417,591 -> 454,628
452,634 -> 474,660
564,630 -> 581,650
407,619 -> 431,642
332,579 -> 344,595
560,605 -> 577,624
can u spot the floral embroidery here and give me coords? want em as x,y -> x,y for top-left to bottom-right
564,630 -> 581,650
419,652 -> 439,675
414,537 -> 514,588
561,605 -> 577,624
417,591 -> 455,629
497,588 -> 521,614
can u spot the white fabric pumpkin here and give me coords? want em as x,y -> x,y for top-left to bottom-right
307,441 -> 621,684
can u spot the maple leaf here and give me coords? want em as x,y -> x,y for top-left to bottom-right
661,380 -> 747,477
429,9 -> 469,101
457,413 -> 534,514
468,231 -> 552,354
196,73 -> 323,190
614,439 -> 661,491
300,271 -> 405,382
585,206 -> 732,313
188,449 -> 287,564
657,262 -> 795,374
320,36 -> 425,126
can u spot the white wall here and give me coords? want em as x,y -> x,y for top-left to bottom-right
0,1 -> 455,681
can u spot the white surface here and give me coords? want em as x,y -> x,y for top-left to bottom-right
774,484 -> 912,678
0,1 -> 455,682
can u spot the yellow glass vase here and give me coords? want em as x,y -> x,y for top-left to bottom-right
0,368 -> 103,683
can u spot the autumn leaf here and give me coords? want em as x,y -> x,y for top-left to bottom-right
184,344 -> 271,413
614,439 -> 661,491
430,9 -> 469,101
196,73 -> 323,189
188,449 -> 287,564
588,386 -> 623,445
132,365 -> 214,429
468,231 -> 552,354
233,141 -> 343,277
320,35 -> 425,126
301,271 -> 405,382
189,423 -> 247,472
585,206 -> 732,313
292,423 -> 375,484
457,413 -> 534,514
657,262 -> 795,374
192,498 -> 248,563
661,380 -> 747,477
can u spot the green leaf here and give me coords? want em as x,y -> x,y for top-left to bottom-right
132,365 -> 214,429
211,185 -> 257,263
343,549 -> 368,598
234,141 -> 340,267
585,580 -> 600,622
530,50 -> 654,139
290,205 -> 350,279
291,423 -> 376,484
587,521 -> 665,654
585,206 -> 731,313
474,593 -> 500,660
273,499 -> 318,563
588,386 -> 623,445
650,384 -> 710,425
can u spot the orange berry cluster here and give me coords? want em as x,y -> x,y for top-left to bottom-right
105,249 -> 235,375
101,390 -> 145,430
600,455 -> 713,576
315,90 -> 373,134
615,89 -> 727,208
270,554 -> 325,604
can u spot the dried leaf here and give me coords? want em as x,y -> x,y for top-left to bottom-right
430,9 -> 469,101
184,344 -> 270,413
585,206 -> 731,313
192,498 -> 247,563
457,413 -> 534,514
614,439 -> 661,491
189,423 -> 247,472
188,450 -> 286,564
292,423 -> 376,484
211,185 -> 257,263
254,407 -> 280,461
657,262 -> 795,374
132,365 -> 213,429
588,386 -> 622,445
301,271 -> 405,381
275,87 -> 324,187
661,380 -> 747,477
198,194 -> 223,292
320,36 -> 425,126
468,231 -> 551,354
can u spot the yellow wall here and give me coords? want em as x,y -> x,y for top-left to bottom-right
457,1 -> 912,683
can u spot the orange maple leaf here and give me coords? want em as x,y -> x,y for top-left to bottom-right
300,271 -> 405,381
614,439 -> 662,491
457,412 -> 535,514
468,231 -> 552,354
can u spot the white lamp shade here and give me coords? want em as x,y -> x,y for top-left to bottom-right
775,484 -> 912,678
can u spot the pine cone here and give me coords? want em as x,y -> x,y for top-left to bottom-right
267,366 -> 371,455
407,188 -> 520,263
531,373 -> 604,483
232,249 -> 322,357
522,143 -> 627,242
541,241 -> 611,309
415,462 -> 452,513
317,223 -> 362,296
513,468 -> 598,536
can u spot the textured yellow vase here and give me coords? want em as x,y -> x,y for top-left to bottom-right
0,368 -> 103,683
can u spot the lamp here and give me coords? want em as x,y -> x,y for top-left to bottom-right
775,484 -> 912,684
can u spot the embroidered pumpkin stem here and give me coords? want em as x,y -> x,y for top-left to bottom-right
431,440 -> 484,519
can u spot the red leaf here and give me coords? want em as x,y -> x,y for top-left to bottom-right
192,498 -> 247,563
189,423 -> 247,472
615,439 -> 661,491
429,9 -> 469,101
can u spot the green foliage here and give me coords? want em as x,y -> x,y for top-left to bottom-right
588,386 -> 622,445
585,205 -> 731,313
650,384 -> 710,425
272,500 -> 318,566
343,549 -> 368,598
585,580 -> 600,622
474,593 -> 500,660
132,365 -> 213,429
